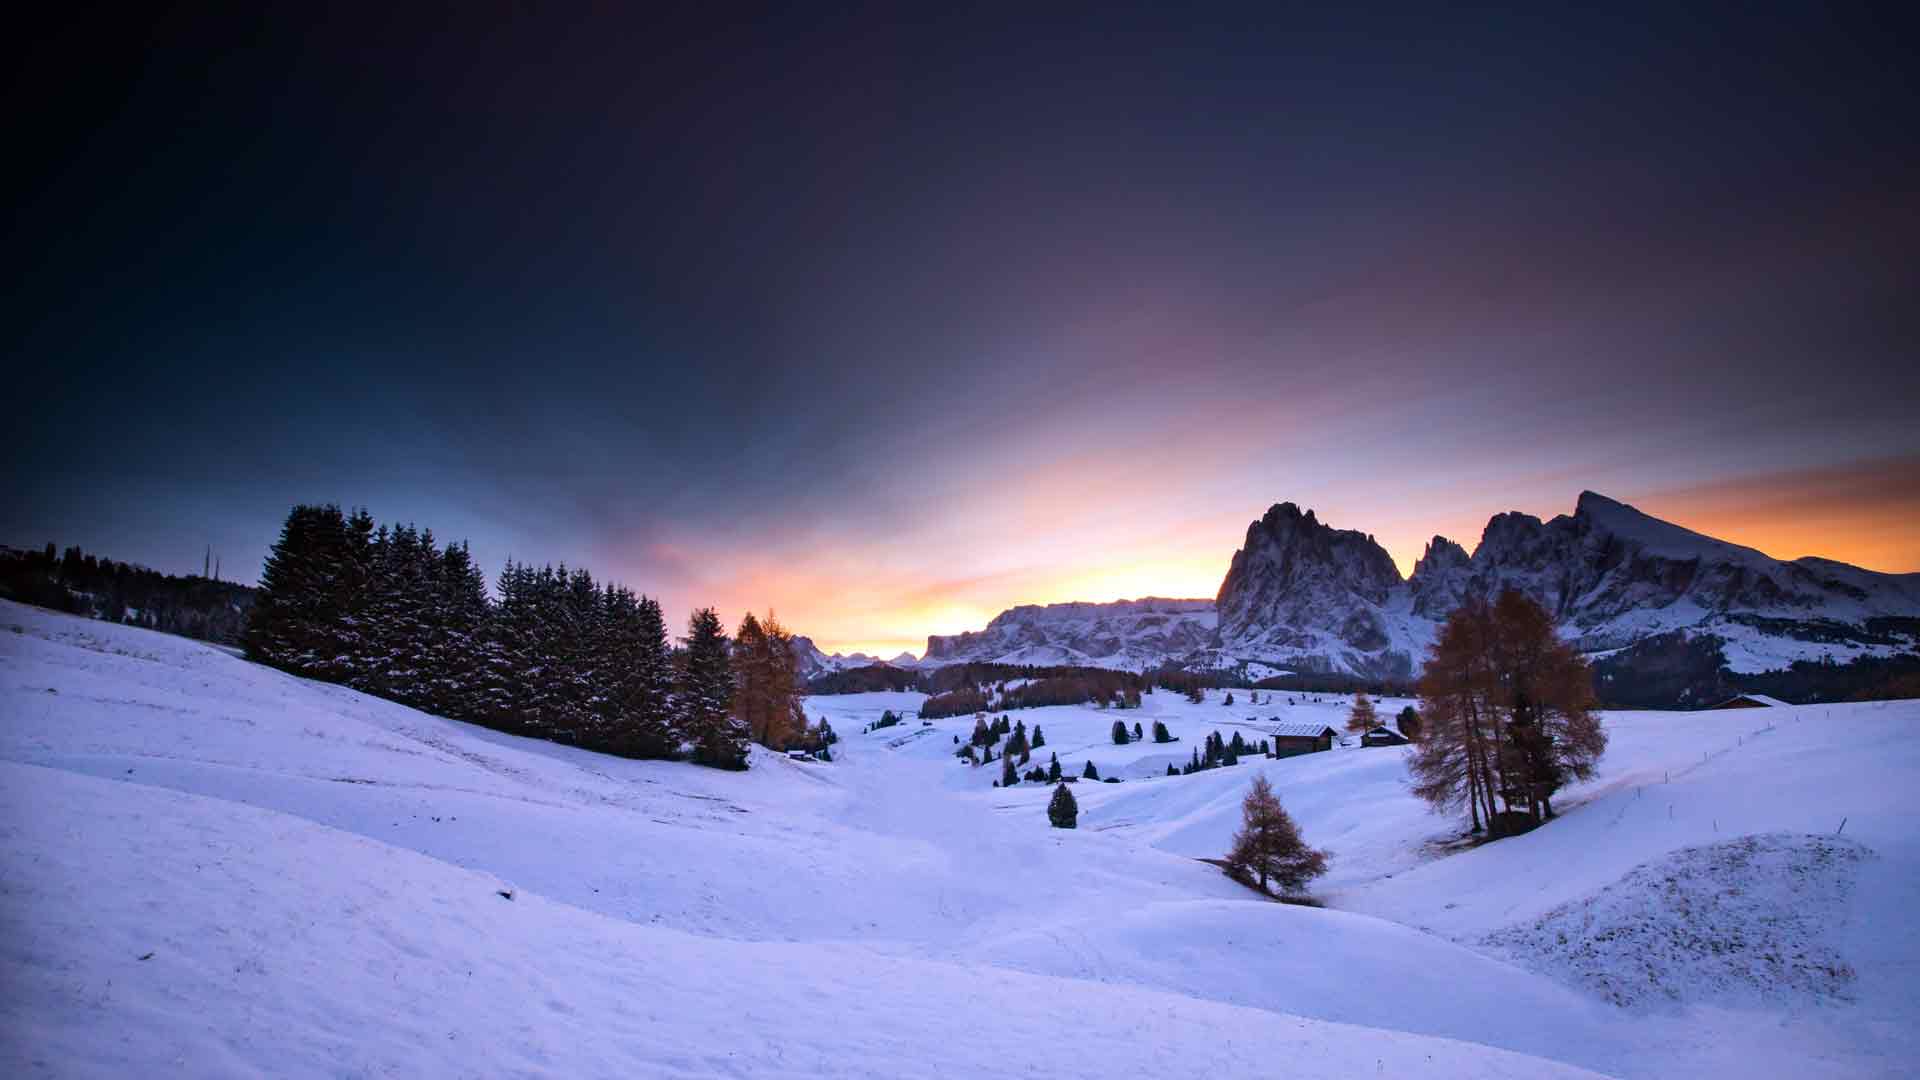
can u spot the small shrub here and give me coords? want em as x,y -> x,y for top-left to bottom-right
1048,783 -> 1078,829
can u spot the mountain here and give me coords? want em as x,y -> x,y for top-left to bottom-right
922,598 -> 1217,670
917,493 -> 1920,692
1212,503 -> 1430,678
790,636 -> 891,678
790,636 -> 924,679
1408,492 -> 1920,674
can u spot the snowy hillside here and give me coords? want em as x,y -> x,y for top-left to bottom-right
4,600 -> 1917,1077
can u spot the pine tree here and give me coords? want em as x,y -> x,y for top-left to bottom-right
1032,725 -> 1045,748
1347,691 -> 1378,734
1132,721 -> 1143,741
479,559 -> 544,734
1047,753 -> 1062,782
1225,775 -> 1328,894
683,607 -> 748,769
1111,719 -> 1130,745
627,594 -> 678,756
1007,720 -> 1029,758
1048,783 -> 1078,829
426,539 -> 490,717
1152,720 -> 1172,743
246,504 -> 360,679
1397,705 -> 1421,741
354,523 -> 437,706
1001,751 -> 1018,787
1082,759 -> 1099,781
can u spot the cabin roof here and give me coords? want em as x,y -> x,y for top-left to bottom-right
1268,722 -> 1339,739
1715,693 -> 1790,708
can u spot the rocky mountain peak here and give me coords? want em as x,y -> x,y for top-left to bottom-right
1413,535 -> 1470,576
1218,502 -> 1402,605
1408,535 -> 1473,619
907,491 -> 1918,691
1214,502 -> 1412,676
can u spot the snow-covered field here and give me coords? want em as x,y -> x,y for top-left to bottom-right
3,600 -> 1915,1077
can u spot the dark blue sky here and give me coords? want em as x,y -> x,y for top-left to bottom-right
7,4 -> 1916,653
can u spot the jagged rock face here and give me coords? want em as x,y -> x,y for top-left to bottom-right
789,636 -> 883,678
911,492 -> 1919,683
1408,536 -> 1471,618
922,598 -> 1216,670
1406,491 -> 1920,658
1214,503 -> 1414,677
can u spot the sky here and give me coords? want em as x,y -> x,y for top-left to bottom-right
6,5 -> 1917,656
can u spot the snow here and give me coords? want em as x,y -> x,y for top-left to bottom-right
1268,721 -> 1340,738
1572,491 -> 1774,567
1484,833 -> 1868,1008
4,600 -> 1918,1077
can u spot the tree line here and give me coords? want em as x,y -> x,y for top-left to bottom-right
918,668 -> 1151,717
0,542 -> 254,644
244,504 -> 817,770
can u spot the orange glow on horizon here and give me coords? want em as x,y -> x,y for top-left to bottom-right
674,458 -> 1919,663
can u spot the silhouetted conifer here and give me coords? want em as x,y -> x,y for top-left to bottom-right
1048,783 -> 1078,829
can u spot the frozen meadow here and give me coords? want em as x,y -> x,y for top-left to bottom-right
2,599 -> 1914,1077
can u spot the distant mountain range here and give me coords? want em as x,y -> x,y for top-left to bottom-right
884,492 -> 1920,690
790,636 -> 922,679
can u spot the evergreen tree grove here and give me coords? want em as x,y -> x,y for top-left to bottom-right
244,504 -> 772,773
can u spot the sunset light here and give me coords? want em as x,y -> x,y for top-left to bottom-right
7,4 -> 1916,1076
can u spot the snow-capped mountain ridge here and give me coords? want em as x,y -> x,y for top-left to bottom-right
916,492 -> 1920,679
923,597 -> 1216,671
790,635 -> 920,678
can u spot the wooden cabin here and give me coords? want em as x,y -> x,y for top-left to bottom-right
1706,693 -> 1789,710
1359,725 -> 1410,747
1268,722 -> 1337,758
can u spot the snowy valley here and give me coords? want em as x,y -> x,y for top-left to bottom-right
3,599 -> 1915,1077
